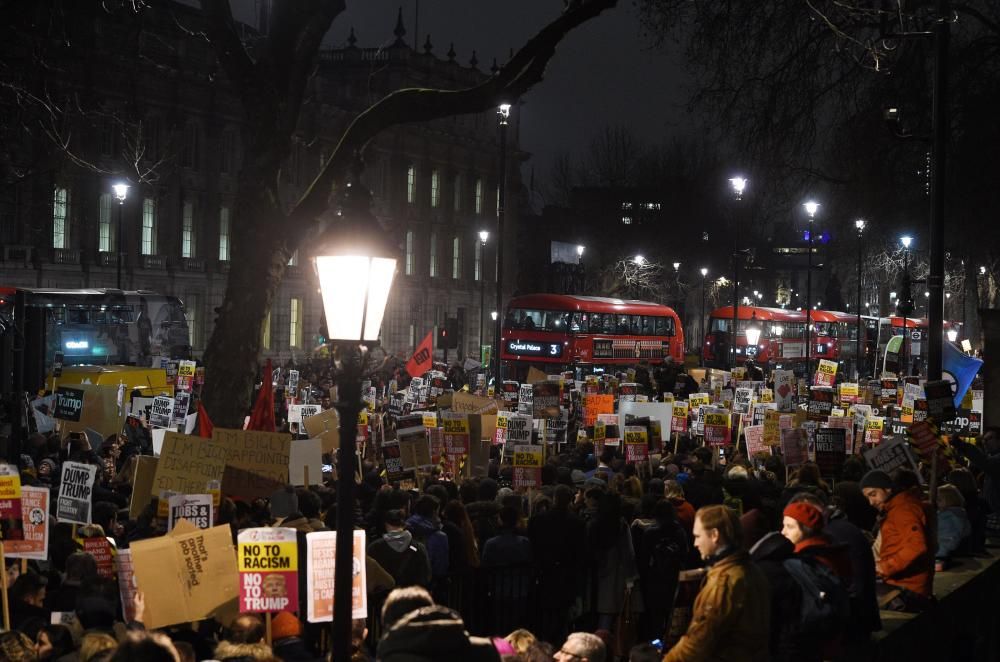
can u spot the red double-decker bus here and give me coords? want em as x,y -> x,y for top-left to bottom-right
500,294 -> 684,379
702,307 -> 808,369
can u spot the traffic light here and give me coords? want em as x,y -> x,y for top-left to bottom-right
437,325 -> 448,349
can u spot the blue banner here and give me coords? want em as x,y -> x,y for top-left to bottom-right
942,340 -> 982,407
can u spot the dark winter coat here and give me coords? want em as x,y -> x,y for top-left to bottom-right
376,605 -> 500,662
748,532 -> 811,662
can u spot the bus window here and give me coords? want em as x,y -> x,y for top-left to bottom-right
545,311 -> 569,330
813,322 -> 833,336
630,315 -> 642,335
641,316 -> 654,336
67,309 -> 89,324
711,318 -> 731,333
570,312 -> 589,333
48,308 -> 66,324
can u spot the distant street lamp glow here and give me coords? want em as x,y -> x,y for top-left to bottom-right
576,244 -> 585,257
803,201 -> 820,218
700,267 -> 708,277
491,311 -> 498,321
673,262 -> 681,270
947,328 -> 959,342
855,218 -> 866,231
729,177 -> 747,199
745,311 -> 762,347
901,235 -> 913,249
479,230 -> 490,243
634,255 -> 645,265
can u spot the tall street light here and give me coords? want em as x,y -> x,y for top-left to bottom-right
492,102 -> 511,382
478,230 -> 489,366
313,180 -> 397,662
899,235 -> 914,377
855,219 -> 866,379
803,200 -> 819,381
576,244 -> 585,294
700,267 -> 708,365
729,177 -> 747,369
112,183 -> 129,289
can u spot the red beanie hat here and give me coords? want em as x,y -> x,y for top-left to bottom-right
783,502 -> 824,532
271,611 -> 302,641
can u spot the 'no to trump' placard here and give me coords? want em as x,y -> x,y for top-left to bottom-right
57,461 -> 96,525
238,527 -> 298,613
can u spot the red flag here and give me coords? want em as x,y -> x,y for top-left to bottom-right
406,332 -> 434,379
197,400 -> 214,439
247,359 -> 276,432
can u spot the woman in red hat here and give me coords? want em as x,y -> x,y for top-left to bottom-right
781,497 -> 852,583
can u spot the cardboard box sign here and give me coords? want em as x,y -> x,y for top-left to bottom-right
152,433 -> 226,497
214,429 -> 292,501
289,439 -> 323,486
302,408 -> 340,454
130,521 -> 239,629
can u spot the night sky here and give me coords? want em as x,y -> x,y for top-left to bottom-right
326,1 -> 694,196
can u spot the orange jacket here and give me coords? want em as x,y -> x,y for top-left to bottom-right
877,489 -> 934,596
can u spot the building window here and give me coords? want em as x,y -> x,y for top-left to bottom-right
181,201 -> 195,258
219,206 -> 231,261
429,232 -> 438,278
262,310 -> 271,350
98,193 -> 112,252
431,170 -> 441,208
289,298 -> 303,348
453,174 -> 462,211
406,166 -> 416,204
182,123 -> 200,169
405,230 -> 414,275
409,324 -> 416,350
185,294 -> 200,349
452,236 -> 461,279
474,241 -> 483,282
220,130 -> 235,174
141,198 -> 157,255
474,178 -> 483,215
52,187 -> 68,249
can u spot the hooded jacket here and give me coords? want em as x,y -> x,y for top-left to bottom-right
876,488 -> 934,596
749,532 -> 809,662
376,605 -> 500,662
406,514 -> 450,578
367,529 -> 432,588
663,550 -> 770,662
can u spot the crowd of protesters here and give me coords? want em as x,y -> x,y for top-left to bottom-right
6,353 -> 999,662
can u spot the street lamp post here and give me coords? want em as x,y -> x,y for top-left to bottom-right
112,183 -> 129,289
900,235 -> 913,377
729,177 -> 747,369
855,219 -> 866,379
478,230 -> 489,366
313,181 -> 397,662
700,267 -> 708,364
803,201 -> 819,381
492,103 -> 511,383
576,244 -> 585,293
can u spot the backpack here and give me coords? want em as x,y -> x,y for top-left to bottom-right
782,556 -> 850,638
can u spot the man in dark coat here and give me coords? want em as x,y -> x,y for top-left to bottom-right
748,531 -> 806,662
367,509 -> 432,589
528,485 -> 586,643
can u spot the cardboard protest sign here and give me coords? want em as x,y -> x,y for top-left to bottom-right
452,392 -> 498,415
238,527 -> 298,613
814,428 -> 847,478
671,402 -> 689,434
517,384 -> 534,414
814,359 -> 838,387
131,521 -> 239,628
176,360 -> 196,392
908,420 -> 943,461
704,410 -> 732,447
924,380 -> 956,422
397,423 -> 433,470
305,530 -> 367,622
583,394 -> 615,427
117,550 -> 138,623
59,385 -> 122,441
838,382 -> 860,406
781,428 -> 807,466
214,429 -> 292,501
879,378 -> 899,407
4,486 -> 48,560
54,386 -> 85,421
83,537 -> 115,579
288,404 -> 321,425
864,417 -> 885,445
531,382 -> 560,420
168,494 -> 213,531
149,396 -> 174,429
302,407 -> 340,454
623,426 -> 649,463
774,371 -> 795,412
744,425 -> 766,457
733,388 -> 755,415
759,388 -> 774,403
57,461 -> 96,524
763,410 -> 782,446
807,388 -> 835,422
441,413 -> 470,475
863,437 -> 920,476
152,433 -> 226,497
381,441 -> 410,483
689,393 -> 711,408
618,402 -> 673,439
505,413 -> 533,446
0,464 -> 23,544
128,456 -> 158,519
289,439 -> 323,486
826,416 -> 855,454
513,444 -> 543,488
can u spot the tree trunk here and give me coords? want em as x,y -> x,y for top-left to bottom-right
201,181 -> 290,428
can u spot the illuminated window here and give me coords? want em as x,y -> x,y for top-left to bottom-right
181,201 -> 195,258
52,187 -> 68,249
452,236 -> 461,279
289,298 -> 303,348
219,206 -> 231,261
98,193 -> 112,252
141,198 -> 157,255
185,294 -> 200,349
431,170 -> 440,208
474,241 -> 483,282
262,310 -> 271,350
405,231 -> 414,275
474,178 -> 483,215
406,166 -> 416,204
429,233 -> 438,277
